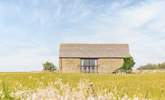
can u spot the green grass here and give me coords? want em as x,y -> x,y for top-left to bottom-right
0,72 -> 165,99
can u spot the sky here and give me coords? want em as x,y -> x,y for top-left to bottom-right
0,0 -> 165,72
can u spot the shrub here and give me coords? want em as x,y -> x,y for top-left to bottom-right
122,56 -> 135,71
42,61 -> 56,71
138,62 -> 165,70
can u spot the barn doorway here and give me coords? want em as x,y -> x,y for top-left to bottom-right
80,58 -> 98,73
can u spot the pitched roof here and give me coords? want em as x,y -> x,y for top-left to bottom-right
59,43 -> 130,58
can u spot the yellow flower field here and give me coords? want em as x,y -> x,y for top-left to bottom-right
0,72 -> 165,100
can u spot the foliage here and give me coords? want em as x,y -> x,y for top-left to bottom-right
42,61 -> 56,71
121,56 -> 135,71
138,62 -> 165,70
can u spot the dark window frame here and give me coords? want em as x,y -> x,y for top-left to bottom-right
80,58 -> 98,73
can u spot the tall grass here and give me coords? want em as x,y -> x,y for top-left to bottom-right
0,72 -> 165,99
0,81 -> 14,100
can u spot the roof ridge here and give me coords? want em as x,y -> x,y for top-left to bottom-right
60,43 -> 129,45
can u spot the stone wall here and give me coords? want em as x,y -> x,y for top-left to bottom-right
98,58 -> 124,73
60,58 -> 124,73
60,58 -> 80,73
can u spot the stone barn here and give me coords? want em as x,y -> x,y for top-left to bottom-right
59,43 -> 130,73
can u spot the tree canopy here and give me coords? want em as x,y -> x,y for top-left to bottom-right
138,62 -> 165,70
42,61 -> 56,71
122,56 -> 135,70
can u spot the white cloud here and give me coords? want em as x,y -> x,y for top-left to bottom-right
54,0 -> 165,68
0,45 -> 57,72
91,0 -> 165,67
0,0 -> 165,71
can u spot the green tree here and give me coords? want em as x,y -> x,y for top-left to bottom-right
42,61 -> 56,71
122,56 -> 135,71
138,62 -> 165,70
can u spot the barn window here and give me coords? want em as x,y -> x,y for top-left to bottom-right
80,58 -> 97,73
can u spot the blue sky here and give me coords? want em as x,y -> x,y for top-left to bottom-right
0,0 -> 165,71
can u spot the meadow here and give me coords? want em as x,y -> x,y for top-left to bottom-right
0,72 -> 165,100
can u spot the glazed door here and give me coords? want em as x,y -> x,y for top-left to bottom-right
80,58 -> 97,73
